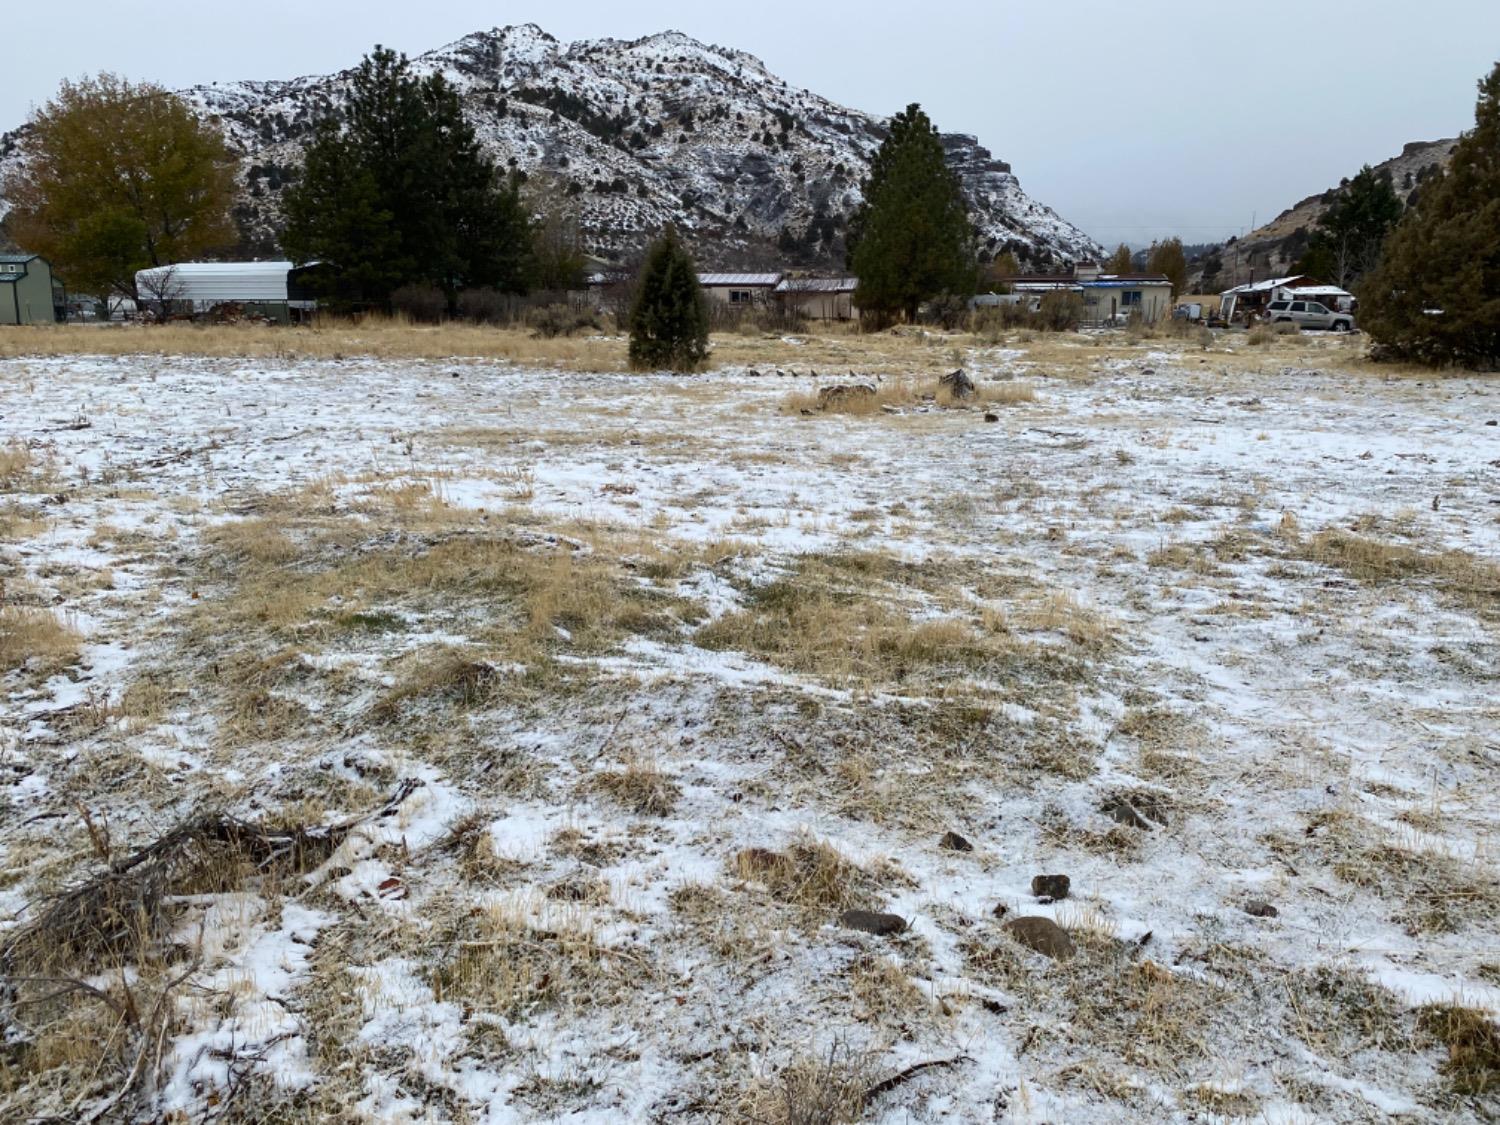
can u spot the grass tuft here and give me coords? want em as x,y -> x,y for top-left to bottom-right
1418,1003 -> 1500,1097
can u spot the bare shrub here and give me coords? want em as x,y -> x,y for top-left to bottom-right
968,292 -> 1083,336
456,287 -> 521,325
390,284 -> 447,322
5,801 -> 387,974
525,303 -> 602,339
1037,291 -> 1085,331
739,1042 -> 877,1125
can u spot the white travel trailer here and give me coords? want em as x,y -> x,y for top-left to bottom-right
134,261 -> 318,322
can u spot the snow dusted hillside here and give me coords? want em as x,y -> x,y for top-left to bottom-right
2,24 -> 1103,266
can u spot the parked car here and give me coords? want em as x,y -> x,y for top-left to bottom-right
1264,299 -> 1355,332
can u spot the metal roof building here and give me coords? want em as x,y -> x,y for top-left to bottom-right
983,269 -> 1174,325
0,254 -> 65,325
773,276 -> 859,320
697,273 -> 782,288
772,277 -> 858,294
135,261 -> 306,304
133,261 -> 320,321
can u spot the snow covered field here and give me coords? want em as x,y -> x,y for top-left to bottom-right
1,336 -> 1497,1121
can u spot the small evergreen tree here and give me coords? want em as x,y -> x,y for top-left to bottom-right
847,104 -> 977,323
1107,244 -> 1134,275
1146,238 -> 1189,296
1295,165 -> 1404,287
1359,61 -> 1500,368
628,231 -> 709,371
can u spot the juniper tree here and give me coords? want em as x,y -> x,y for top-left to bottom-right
1359,61 -> 1500,368
847,104 -> 977,323
1107,244 -> 1134,275
283,47 -> 532,312
1295,166 -> 1404,288
628,231 -> 709,371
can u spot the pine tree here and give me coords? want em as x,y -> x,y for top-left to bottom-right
628,231 -> 709,372
1107,244 -> 1134,275
1295,166 -> 1404,288
847,104 -> 976,323
0,75 -> 236,300
1359,62 -> 1500,368
283,47 -> 532,311
1146,238 -> 1188,296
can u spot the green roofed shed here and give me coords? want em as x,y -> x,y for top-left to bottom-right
0,255 -> 66,325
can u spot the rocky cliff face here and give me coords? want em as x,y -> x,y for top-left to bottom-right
2,24 -> 1103,267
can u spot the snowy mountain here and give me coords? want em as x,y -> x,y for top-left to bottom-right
1,25 -> 1102,268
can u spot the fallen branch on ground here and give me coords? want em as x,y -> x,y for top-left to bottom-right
2,779 -> 423,974
863,1055 -> 973,1102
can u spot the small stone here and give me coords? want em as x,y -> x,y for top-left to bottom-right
984,412 -> 1000,423
991,903 -> 1009,920
839,909 -> 907,936
939,830 -> 973,852
1244,900 -> 1279,918
1004,916 -> 1075,959
1487,419 -> 1498,426
1031,874 -> 1070,902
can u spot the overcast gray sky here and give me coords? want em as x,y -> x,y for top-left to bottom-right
7,2 -> 1496,247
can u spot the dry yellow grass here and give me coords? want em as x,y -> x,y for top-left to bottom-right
0,607 -> 81,674
202,518 -> 301,567
428,894 -> 645,1022
198,520 -> 699,655
1417,1003 -> 1500,1097
782,375 -> 1037,416
735,1043 -> 876,1125
0,318 -> 629,371
732,836 -> 897,920
697,582 -> 999,687
3,311 -> 1467,383
589,754 -> 681,816
0,440 -> 37,490
1303,529 -> 1500,608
